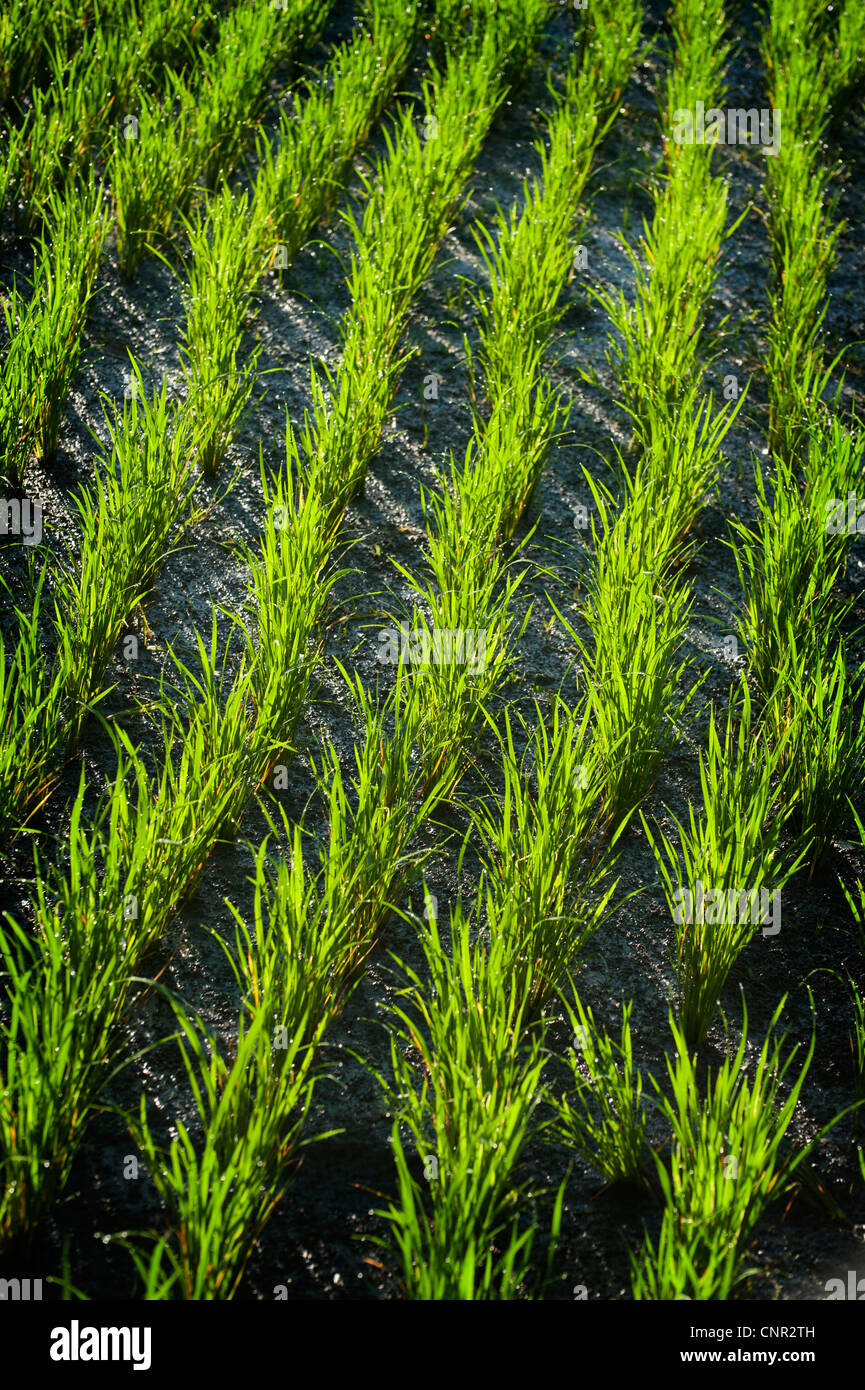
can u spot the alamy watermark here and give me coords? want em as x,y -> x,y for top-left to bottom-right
0,497 -> 42,546
825,494 -> 865,534
671,102 -> 780,156
377,622 -> 487,674
673,881 -> 781,936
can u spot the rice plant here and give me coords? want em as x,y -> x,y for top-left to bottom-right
549,995 -> 648,1187
772,639 -> 865,877
597,0 -> 735,423
643,682 -> 806,1047
0,177 -> 106,483
372,904 -> 559,1300
178,187 -> 268,472
729,450 -> 850,711
122,994 -> 323,1300
53,369 -> 204,752
0,728 -> 240,1252
466,697 -> 621,1017
762,0 -> 846,461
630,1001 -> 817,1299
564,541 -> 704,824
0,569 -> 65,843
253,0 -> 418,269
109,74 -> 202,279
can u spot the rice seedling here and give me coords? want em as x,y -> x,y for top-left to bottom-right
0,724 -> 242,1252
122,993 -> 323,1300
227,757 -> 436,1055
430,0 -> 549,75
0,568 -> 65,843
10,39 -> 115,231
53,366 -> 203,752
396,448 -> 533,797
109,74 -> 203,280
0,0 -> 56,105
372,904 -> 559,1300
597,0 -> 736,423
770,639 -> 865,877
560,533 -> 704,824
390,2 -> 642,803
630,1001 -> 818,1299
253,0 -> 418,270
0,176 -> 106,483
238,459 -> 344,791
549,995 -> 648,1187
729,450 -> 851,711
465,698 -> 622,1017
848,977 -> 865,1107
841,813 -> 865,960
762,0 -> 847,462
642,682 -> 806,1048
472,0 -> 641,405
177,187 -> 268,473
828,0 -> 865,116
630,383 -> 745,546
599,158 -> 734,422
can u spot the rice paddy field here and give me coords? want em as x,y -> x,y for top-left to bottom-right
1,0 -> 865,1332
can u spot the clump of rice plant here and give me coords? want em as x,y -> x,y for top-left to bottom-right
372,903 -> 559,1300
630,1001 -> 817,1300
550,995 -> 648,1187
54,365 -> 203,752
0,568 -> 64,843
466,697 -> 621,1017
773,638 -> 865,876
643,681 -> 806,1047
729,450 -> 850,712
0,177 -> 106,483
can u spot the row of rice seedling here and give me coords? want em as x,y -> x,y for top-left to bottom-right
0,3 -> 544,1273
111,0 -> 332,278
553,986 -> 834,1300
373,703 -> 620,1297
0,724 -> 246,1252
0,3 -> 409,841
730,413 -> 865,879
628,1002 -> 821,1298
0,1 -> 241,492
740,0 -> 865,864
0,376 -> 202,853
371,1 -> 647,1297
0,178 -> 106,487
762,0 -> 865,462
402,0 -> 643,799
576,0 -> 741,831
105,4 -> 555,1296
1,0 -> 223,236
0,0 -> 131,106
179,0 -> 419,472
